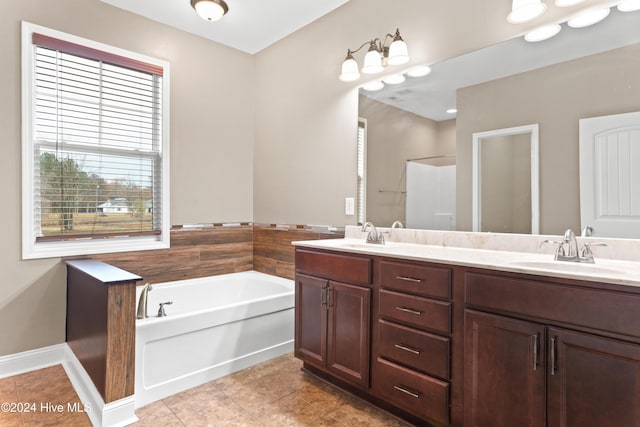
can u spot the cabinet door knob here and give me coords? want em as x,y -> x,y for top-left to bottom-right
395,306 -> 423,316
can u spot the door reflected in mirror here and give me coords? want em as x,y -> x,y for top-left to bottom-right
472,124 -> 539,234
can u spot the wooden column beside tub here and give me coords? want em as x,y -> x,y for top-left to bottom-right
293,242 -> 640,427
66,259 -> 142,403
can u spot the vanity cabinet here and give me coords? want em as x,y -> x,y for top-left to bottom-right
373,260 -> 452,426
294,249 -> 372,388
464,271 -> 640,427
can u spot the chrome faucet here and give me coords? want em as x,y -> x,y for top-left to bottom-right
361,222 -> 384,244
391,221 -> 404,229
546,228 -> 606,264
136,283 -> 153,319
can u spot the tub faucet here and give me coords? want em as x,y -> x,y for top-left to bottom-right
361,222 -> 384,244
136,283 -> 153,319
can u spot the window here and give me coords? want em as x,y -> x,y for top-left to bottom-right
22,22 -> 170,259
356,119 -> 367,226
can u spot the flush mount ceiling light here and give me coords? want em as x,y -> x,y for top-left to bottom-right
567,7 -> 610,28
508,0 -> 547,23
339,29 -> 410,82
555,0 -> 585,6
525,23 -> 562,41
618,0 -> 640,12
191,0 -> 229,22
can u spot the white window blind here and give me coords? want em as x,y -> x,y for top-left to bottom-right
22,23 -> 170,259
357,119 -> 367,226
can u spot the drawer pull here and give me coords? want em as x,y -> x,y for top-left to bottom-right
395,275 -> 423,283
395,343 -> 421,355
395,306 -> 423,316
394,385 -> 421,399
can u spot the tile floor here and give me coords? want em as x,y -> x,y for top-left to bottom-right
0,353 -> 409,426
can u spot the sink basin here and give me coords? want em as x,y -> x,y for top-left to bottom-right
509,260 -> 623,276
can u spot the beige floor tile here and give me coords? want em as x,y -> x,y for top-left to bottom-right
248,393 -> 324,426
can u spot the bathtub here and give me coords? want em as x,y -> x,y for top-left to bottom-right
134,270 -> 294,408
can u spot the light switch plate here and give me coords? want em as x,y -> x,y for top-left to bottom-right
345,197 -> 355,215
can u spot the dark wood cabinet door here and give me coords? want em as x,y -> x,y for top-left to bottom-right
548,327 -> 640,427
464,310 -> 546,427
327,281 -> 371,387
294,274 -> 328,368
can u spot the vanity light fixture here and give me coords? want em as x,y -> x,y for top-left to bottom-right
567,7 -> 610,27
446,108 -> 458,114
617,0 -> 640,12
525,23 -> 562,41
507,0 -> 547,23
555,0 -> 585,6
339,28 -> 410,82
191,0 -> 229,22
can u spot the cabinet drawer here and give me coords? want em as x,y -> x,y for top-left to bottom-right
295,249 -> 372,286
380,261 -> 451,299
465,272 -> 640,339
378,319 -> 450,379
379,290 -> 451,334
374,358 -> 449,426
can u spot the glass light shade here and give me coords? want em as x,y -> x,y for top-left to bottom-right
446,108 -> 457,114
362,48 -> 383,74
406,65 -> 432,78
192,0 -> 228,21
339,57 -> 360,82
361,81 -> 384,91
525,23 -> 562,42
618,0 -> 640,12
508,0 -> 547,23
387,39 -> 410,65
383,74 -> 406,85
555,0 -> 585,6
567,7 -> 610,28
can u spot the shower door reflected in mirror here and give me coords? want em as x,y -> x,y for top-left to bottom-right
472,124 -> 539,234
406,155 -> 456,230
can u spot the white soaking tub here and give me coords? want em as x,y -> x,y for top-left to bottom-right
134,270 -> 294,408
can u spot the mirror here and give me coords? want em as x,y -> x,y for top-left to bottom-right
357,7 -> 640,237
472,124 -> 539,234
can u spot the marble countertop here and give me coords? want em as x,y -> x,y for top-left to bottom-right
293,238 -> 640,288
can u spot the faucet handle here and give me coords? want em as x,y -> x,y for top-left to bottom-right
581,242 -> 607,263
544,239 -> 566,259
157,301 -> 173,317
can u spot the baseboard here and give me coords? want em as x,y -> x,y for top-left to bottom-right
0,343 -> 66,378
63,345 -> 138,427
0,343 -> 137,427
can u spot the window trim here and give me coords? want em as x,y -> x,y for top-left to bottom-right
21,21 -> 171,260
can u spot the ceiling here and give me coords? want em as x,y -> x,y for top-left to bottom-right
361,7 -> 640,121
99,0 -> 350,54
